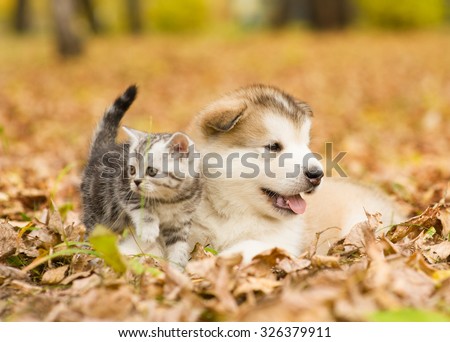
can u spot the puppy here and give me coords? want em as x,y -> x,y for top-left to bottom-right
187,84 -> 406,261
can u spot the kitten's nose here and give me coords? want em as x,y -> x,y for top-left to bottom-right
134,179 -> 142,187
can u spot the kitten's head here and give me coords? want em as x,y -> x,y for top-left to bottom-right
123,127 -> 199,199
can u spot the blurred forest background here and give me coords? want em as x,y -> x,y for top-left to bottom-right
1,0 -> 450,322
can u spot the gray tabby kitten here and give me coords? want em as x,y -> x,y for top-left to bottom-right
80,85 -> 202,268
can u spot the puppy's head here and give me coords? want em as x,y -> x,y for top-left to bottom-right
189,85 -> 323,219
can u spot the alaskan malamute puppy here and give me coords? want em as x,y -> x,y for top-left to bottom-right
187,84 -> 406,261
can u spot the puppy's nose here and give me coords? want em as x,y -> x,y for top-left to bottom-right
305,168 -> 324,186
134,179 -> 142,187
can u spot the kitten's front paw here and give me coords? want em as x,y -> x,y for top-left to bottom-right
166,242 -> 189,270
137,222 -> 160,243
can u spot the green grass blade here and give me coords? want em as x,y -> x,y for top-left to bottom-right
369,308 -> 450,322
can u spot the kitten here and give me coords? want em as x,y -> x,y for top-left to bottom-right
80,85 -> 202,268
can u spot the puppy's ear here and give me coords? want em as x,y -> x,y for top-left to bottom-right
200,100 -> 247,134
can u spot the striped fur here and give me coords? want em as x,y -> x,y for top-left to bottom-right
80,86 -> 202,268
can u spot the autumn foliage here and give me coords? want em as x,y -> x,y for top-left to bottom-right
0,30 -> 449,321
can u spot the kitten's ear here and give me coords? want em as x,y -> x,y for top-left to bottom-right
167,132 -> 192,153
122,126 -> 146,143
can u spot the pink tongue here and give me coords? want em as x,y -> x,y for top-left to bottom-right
287,195 -> 307,214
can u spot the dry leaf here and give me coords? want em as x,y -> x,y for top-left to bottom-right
17,189 -> 47,210
214,265 -> 238,313
389,205 -> 442,242
9,280 -> 42,294
406,252 -> 437,277
234,276 -> 280,297
72,286 -> 136,320
345,211 -> 382,252
422,241 -> 450,263
390,267 -> 435,307
0,264 -> 28,283
244,248 -> 292,277
311,255 -> 340,268
60,270 -> 92,285
438,208 -> 450,239
0,221 -> 18,260
41,265 -> 69,284
26,226 -> 59,251
48,203 -> 65,236
432,270 -> 450,283
186,257 -> 216,279
190,242 -> 214,261
277,257 -> 311,273
70,274 -> 102,294
163,264 -> 193,301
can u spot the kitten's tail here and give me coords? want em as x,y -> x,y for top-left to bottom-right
90,85 -> 138,153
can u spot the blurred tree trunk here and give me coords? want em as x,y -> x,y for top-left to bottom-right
13,0 -> 31,33
309,0 -> 352,29
80,0 -> 101,33
267,0 -> 290,27
52,0 -> 83,57
126,0 -> 142,33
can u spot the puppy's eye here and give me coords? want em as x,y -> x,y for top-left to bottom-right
264,142 -> 282,152
146,166 -> 158,177
129,165 -> 136,176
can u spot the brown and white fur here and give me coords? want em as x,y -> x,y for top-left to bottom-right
187,84 -> 406,261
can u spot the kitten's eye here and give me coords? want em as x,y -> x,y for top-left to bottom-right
146,166 -> 158,177
264,142 -> 282,152
129,165 -> 136,176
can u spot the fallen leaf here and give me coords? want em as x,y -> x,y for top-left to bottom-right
388,204 -> 441,243
422,241 -> 450,263
406,252 -> 437,277
190,242 -> 214,261
344,211 -> 382,253
214,265 -> 238,313
0,264 -> 28,283
244,248 -> 292,277
390,267 -> 435,307
17,189 -> 47,210
72,286 -> 136,320
163,263 -> 193,301
60,270 -> 92,285
26,226 -> 59,251
438,208 -> 450,239
234,276 -> 280,297
311,255 -> 340,268
0,221 -> 18,260
48,200 -> 64,236
432,270 -> 450,283
186,257 -> 216,279
9,280 -> 42,294
70,274 -> 102,294
277,257 -> 311,274
41,265 -> 69,284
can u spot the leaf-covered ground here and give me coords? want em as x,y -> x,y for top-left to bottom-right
0,30 -> 450,321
